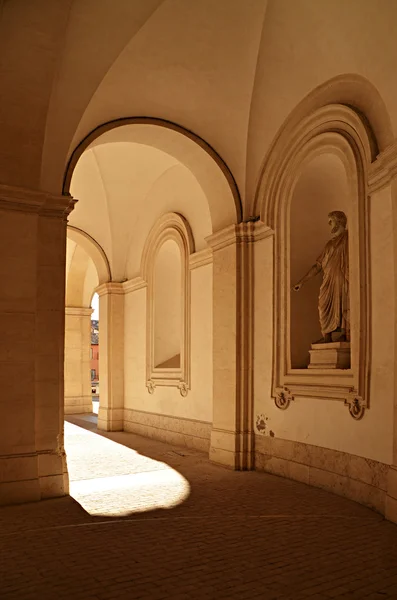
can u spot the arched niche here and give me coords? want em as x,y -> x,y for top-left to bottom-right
153,239 -> 182,369
257,104 -> 374,419
290,153 -> 349,368
143,213 -> 194,397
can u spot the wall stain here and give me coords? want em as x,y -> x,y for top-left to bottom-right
256,414 -> 268,434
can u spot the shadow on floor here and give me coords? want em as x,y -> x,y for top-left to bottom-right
1,414 -> 397,599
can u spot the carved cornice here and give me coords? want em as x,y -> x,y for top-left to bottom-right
96,282 -> 124,297
206,221 -> 273,252
205,224 -> 237,251
0,184 -> 76,219
368,140 -> 397,193
189,248 -> 213,270
237,221 -> 274,243
122,276 -> 147,294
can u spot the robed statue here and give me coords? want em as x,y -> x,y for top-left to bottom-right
293,211 -> 350,343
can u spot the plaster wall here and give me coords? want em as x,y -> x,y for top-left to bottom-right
254,186 -> 395,466
123,263 -> 213,448
247,0 -> 397,207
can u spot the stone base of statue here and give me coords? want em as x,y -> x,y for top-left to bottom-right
308,341 -> 351,369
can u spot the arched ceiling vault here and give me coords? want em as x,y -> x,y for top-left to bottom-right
68,121 -> 240,281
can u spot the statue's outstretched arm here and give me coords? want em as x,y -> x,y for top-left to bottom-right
292,263 -> 321,292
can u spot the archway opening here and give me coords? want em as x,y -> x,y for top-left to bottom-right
90,292 -> 100,414
62,118 -> 239,482
65,234 -> 101,419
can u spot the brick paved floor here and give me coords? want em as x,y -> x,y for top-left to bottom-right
1,415 -> 397,600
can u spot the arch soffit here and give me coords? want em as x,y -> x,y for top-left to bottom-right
141,212 -> 195,283
256,104 -> 374,227
63,117 -> 242,231
67,225 -> 111,284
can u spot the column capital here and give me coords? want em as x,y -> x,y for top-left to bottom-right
96,282 -> 124,297
206,220 -> 273,251
0,183 -> 76,219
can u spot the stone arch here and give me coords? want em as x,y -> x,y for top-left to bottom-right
141,212 -> 195,281
256,104 -> 373,227
254,74 -> 392,218
63,117 -> 242,231
67,225 -> 111,286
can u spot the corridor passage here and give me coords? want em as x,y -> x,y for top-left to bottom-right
1,417 -> 397,600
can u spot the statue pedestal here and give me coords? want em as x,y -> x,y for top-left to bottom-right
308,342 -> 351,369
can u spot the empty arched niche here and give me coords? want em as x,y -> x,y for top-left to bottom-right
144,213 -> 193,396
154,239 -> 182,369
290,153 -> 349,368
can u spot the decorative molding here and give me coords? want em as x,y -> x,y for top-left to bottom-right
237,220 -> 274,243
274,387 -> 294,410
65,306 -> 93,317
189,248 -> 213,270
178,381 -> 189,397
122,276 -> 147,294
368,140 -> 397,193
146,380 -> 156,394
96,282 -> 124,297
0,183 -> 76,219
141,212 -> 194,279
206,221 -> 273,252
344,389 -> 366,420
205,224 -> 237,252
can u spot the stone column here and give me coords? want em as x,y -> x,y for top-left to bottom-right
206,221 -> 268,470
96,283 -> 124,431
64,307 -> 93,415
0,184 -> 75,505
386,175 -> 397,525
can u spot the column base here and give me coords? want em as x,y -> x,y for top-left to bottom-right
0,451 -> 68,505
97,407 -> 123,431
209,428 -> 254,470
38,451 -> 69,499
386,466 -> 397,524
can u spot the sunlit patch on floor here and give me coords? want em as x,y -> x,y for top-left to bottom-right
65,421 -> 190,517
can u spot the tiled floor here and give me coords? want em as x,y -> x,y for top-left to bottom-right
1,415 -> 397,599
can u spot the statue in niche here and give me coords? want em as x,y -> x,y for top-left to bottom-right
292,210 -> 350,344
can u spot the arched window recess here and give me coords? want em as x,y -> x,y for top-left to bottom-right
142,213 -> 194,397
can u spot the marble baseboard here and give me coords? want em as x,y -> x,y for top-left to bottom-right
255,435 -> 390,515
124,409 -> 211,452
